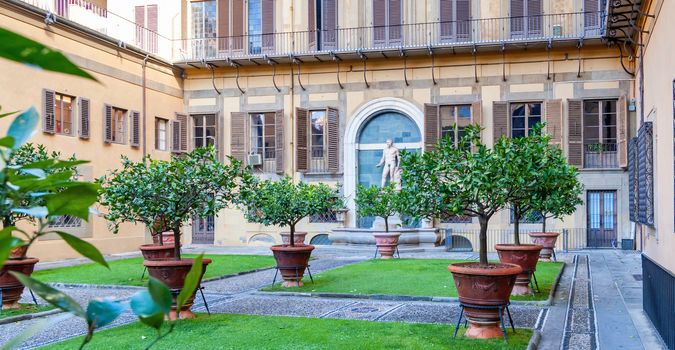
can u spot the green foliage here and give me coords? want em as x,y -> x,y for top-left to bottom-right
529,141 -> 584,232
99,147 -> 242,258
237,175 -> 343,246
399,125 -> 512,265
177,254 -> 204,312
354,184 -> 400,232
0,27 -> 96,81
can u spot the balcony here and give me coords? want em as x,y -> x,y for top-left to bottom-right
584,143 -> 618,169
176,11 -> 605,65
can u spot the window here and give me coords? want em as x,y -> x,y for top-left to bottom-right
248,0 -> 274,54
54,93 -> 74,136
510,102 -> 541,138
193,114 -> 216,149
440,0 -> 471,42
310,110 -> 326,159
583,0 -> 603,34
510,0 -> 542,38
310,0 -> 337,50
111,107 -> 126,143
134,4 -> 158,53
440,105 -> 472,147
510,209 -> 543,224
155,118 -> 168,151
583,100 -> 618,168
250,112 -> 276,160
191,0 -> 216,57
373,0 -> 402,46
49,215 -> 83,228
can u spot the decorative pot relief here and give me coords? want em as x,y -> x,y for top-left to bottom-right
472,280 -> 497,292
511,253 -> 528,263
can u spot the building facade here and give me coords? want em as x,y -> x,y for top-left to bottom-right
1,0 -> 635,259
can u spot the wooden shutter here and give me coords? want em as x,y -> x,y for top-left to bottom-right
388,0 -> 402,42
296,107 -> 309,172
262,0 -> 275,51
373,0 -> 386,43
177,114 -> 188,151
326,107 -> 340,172
323,0 -> 337,48
79,98 -> 90,139
492,101 -> 509,142
471,101 -> 482,127
567,99 -> 583,167
308,0 -> 316,49
456,0 -> 471,38
510,0 -> 524,35
232,0 -> 244,52
154,118 -> 160,150
528,0 -> 542,34
147,5 -> 158,31
43,89 -> 55,134
103,104 -> 113,143
424,104 -> 439,151
230,112 -> 247,162
618,95 -> 628,168
134,6 -> 145,47
440,0 -> 453,38
218,0 -> 230,51
171,119 -> 181,152
130,111 -> 141,147
275,109 -> 284,174
544,99 -> 563,146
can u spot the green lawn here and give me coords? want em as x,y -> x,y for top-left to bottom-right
263,259 -> 563,301
41,314 -> 532,350
0,304 -> 54,320
33,254 -> 276,286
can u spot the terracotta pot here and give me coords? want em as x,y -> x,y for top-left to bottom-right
270,244 -> 314,287
143,258 -> 212,320
495,244 -> 543,296
372,232 -> 401,259
528,232 -> 559,262
151,233 -> 175,245
448,262 -> 522,339
140,244 -> 177,261
280,232 -> 307,245
0,257 -> 39,309
9,246 -> 28,260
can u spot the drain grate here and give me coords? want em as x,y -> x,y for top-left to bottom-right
633,274 -> 643,281
350,307 -> 379,313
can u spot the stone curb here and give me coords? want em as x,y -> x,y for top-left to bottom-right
251,290 -> 552,306
527,329 -> 542,350
0,308 -> 62,325
544,261 -> 567,305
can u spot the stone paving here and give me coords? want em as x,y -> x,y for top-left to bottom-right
0,246 -> 667,349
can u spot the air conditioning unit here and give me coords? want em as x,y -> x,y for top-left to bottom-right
552,25 -> 563,37
247,153 -> 262,166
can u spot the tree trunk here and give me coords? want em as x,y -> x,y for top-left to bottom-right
513,207 -> 521,245
289,223 -> 295,247
158,231 -> 164,245
542,217 -> 547,233
384,216 -> 389,233
3,216 -> 13,228
173,226 -> 181,260
478,216 -> 488,267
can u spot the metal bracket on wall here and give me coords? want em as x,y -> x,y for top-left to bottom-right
546,39 -> 552,80
227,58 -> 245,95
330,52 -> 344,89
291,55 -> 306,91
428,46 -> 437,85
400,48 -> 409,86
357,50 -> 370,88
265,55 -> 281,93
472,45 -> 478,83
501,43 -> 507,82
576,39 -> 583,78
203,60 -> 222,95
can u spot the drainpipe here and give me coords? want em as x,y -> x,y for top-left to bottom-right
290,2 -> 295,178
142,54 -> 150,157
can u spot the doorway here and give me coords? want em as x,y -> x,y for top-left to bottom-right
586,190 -> 617,248
192,215 -> 214,244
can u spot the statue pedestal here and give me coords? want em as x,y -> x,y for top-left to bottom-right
372,216 -> 403,231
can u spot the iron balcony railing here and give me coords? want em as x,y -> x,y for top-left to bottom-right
179,11 -> 605,61
584,143 -> 619,168
13,0 -> 604,63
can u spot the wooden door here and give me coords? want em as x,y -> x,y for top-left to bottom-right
587,190 -> 617,248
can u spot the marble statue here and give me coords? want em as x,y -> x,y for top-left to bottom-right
376,138 -> 401,188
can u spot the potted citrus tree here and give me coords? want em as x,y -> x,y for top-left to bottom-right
99,156 -> 179,260
528,142 -> 584,261
399,125 -> 522,339
354,183 -> 402,259
495,126 -> 548,295
237,175 -> 342,287
105,147 -> 242,319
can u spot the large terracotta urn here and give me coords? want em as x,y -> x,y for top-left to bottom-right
270,244 -> 314,287
372,232 -> 401,259
495,244 -> 543,296
280,232 -> 307,245
0,257 -> 40,309
528,232 -> 560,261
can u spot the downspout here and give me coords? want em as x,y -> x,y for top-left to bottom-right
142,54 -> 150,157
290,2 -> 295,177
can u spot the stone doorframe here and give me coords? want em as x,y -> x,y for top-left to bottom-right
343,97 -> 424,228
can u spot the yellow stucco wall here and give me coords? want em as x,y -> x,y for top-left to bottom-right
638,0 -> 675,273
0,5 -> 184,261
